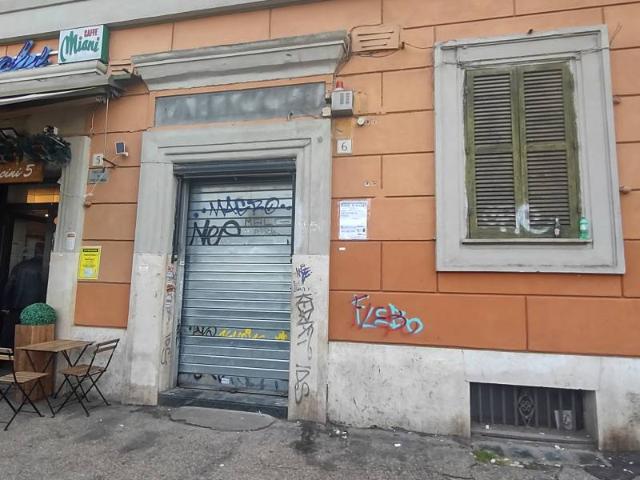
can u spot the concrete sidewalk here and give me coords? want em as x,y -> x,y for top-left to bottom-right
0,402 -> 638,480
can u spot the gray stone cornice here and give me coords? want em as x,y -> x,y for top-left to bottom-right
0,0 -> 318,43
0,60 -> 118,98
132,31 -> 349,91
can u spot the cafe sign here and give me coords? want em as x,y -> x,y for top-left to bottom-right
0,41 -> 50,73
59,25 -> 109,64
0,161 -> 44,184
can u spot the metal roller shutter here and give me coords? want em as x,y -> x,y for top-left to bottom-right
178,177 -> 294,394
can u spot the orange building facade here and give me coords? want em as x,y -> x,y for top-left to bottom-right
0,0 -> 638,451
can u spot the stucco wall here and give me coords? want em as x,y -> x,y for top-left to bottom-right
8,0 -> 633,351
2,0 -> 639,421
328,342 -> 640,450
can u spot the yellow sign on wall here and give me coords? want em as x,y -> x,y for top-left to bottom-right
78,246 -> 102,280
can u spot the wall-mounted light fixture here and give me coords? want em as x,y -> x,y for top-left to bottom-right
115,141 -> 128,157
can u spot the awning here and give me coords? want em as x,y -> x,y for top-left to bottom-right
0,59 -> 126,108
0,86 -> 115,107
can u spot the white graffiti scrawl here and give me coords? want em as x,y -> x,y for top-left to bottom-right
294,268 -> 315,404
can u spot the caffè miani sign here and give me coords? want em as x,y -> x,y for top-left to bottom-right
58,25 -> 109,64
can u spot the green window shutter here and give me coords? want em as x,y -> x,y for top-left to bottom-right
465,68 -> 519,238
465,63 -> 580,239
519,64 -> 580,238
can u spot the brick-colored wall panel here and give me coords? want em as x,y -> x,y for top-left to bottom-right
605,3 -> 640,49
332,156 -> 381,198
614,96 -> 640,143
340,28 -> 434,75
110,24 -> 173,61
330,291 -> 527,350
528,296 -> 640,356
331,197 -> 435,241
621,191 -> 640,239
623,241 -> 640,297
75,283 -> 130,328
88,167 -> 140,204
618,143 -> 640,190
173,10 -> 270,50
84,204 -> 137,241
337,73 -> 382,115
382,153 -> 434,196
439,272 -> 622,297
330,241 -> 381,291
92,95 -> 151,134
383,0 -> 513,28
368,197 -> 435,240
611,49 -> 640,96
382,241 -> 437,292
383,68 -> 433,112
22,1 -> 637,359
516,0 -> 628,15
81,241 -> 134,284
90,132 -> 143,167
435,8 -> 602,43
349,111 -> 433,156
271,0 -> 381,38
7,38 -> 58,57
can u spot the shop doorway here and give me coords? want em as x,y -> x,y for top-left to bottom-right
0,183 -> 59,348
177,176 -> 295,397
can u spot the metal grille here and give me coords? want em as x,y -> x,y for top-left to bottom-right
471,383 -> 585,431
178,178 -> 294,394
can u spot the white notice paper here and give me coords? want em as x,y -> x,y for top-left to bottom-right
339,200 -> 368,240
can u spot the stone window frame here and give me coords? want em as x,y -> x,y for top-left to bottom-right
434,25 -> 624,274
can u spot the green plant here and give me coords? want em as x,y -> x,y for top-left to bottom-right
20,303 -> 57,326
473,449 -> 509,466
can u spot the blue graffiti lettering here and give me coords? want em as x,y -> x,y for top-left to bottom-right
296,264 -> 312,284
352,294 -> 424,335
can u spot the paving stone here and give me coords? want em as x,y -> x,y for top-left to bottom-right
170,406 -> 275,431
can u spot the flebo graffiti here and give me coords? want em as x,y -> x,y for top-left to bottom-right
352,294 -> 425,335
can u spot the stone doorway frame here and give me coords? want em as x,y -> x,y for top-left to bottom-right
123,119 -> 331,423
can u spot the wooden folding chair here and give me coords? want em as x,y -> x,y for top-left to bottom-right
56,339 -> 119,416
0,347 -> 55,431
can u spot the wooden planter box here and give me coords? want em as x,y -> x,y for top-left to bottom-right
14,324 -> 55,401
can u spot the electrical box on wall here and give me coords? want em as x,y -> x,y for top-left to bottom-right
331,87 -> 354,117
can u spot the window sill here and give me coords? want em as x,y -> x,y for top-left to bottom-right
462,238 -> 592,245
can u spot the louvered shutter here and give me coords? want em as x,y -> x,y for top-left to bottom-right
465,63 -> 580,239
466,69 -> 518,237
520,64 -> 580,237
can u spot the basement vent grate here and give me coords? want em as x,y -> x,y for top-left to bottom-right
470,383 -> 585,431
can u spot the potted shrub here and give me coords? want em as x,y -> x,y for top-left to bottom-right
19,303 -> 57,326
15,303 -> 57,399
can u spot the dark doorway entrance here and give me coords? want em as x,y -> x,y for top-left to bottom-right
0,182 -> 59,348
